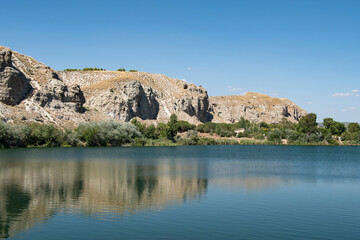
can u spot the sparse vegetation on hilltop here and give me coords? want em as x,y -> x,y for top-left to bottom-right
64,67 -> 107,71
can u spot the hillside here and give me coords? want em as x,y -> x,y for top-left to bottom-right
209,93 -> 305,123
0,46 -> 307,127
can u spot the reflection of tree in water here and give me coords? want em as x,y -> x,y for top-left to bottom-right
0,185 -> 31,238
0,160 -> 207,238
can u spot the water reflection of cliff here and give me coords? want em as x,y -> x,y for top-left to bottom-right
209,161 -> 292,191
0,159 -> 208,238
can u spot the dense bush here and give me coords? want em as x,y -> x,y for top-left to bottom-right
0,122 -> 65,148
82,67 -> 106,71
0,112 -> 359,149
341,122 -> 360,143
197,122 -> 217,133
76,120 -> 141,146
144,124 -> 158,139
197,138 -> 217,145
176,121 -> 196,132
267,129 -> 282,143
28,123 -> 65,147
64,67 -> 106,72
0,122 -> 30,148
323,118 -> 346,136
156,123 -> 172,139
254,132 -> 265,140
117,68 -> 126,71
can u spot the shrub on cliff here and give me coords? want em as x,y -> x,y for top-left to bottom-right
82,67 -> 106,71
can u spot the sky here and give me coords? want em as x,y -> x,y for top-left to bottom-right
2,0 -> 359,122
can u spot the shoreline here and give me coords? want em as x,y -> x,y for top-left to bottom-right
0,139 -> 359,150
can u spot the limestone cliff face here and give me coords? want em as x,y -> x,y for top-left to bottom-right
60,71 -> 210,124
0,46 -> 89,125
209,93 -> 307,124
87,80 -> 159,121
0,48 -> 32,105
0,46 -> 307,126
33,78 -> 85,113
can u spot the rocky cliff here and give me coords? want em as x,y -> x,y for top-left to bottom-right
209,93 -> 306,124
59,70 -> 210,124
0,46 -> 89,126
0,46 -> 307,127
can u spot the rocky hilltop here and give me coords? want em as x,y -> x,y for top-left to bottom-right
0,46 -> 306,127
209,93 -> 305,123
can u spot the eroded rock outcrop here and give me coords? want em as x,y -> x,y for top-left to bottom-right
0,46 -> 307,127
209,93 -> 307,124
33,78 -> 85,113
87,81 -> 158,121
75,71 -> 211,124
174,85 -> 209,122
0,48 -> 32,105
0,46 -> 87,125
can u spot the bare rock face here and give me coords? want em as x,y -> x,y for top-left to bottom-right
209,93 -> 307,124
0,48 -> 32,105
87,81 -> 159,121
174,85 -> 209,122
73,71 -> 210,124
0,46 -> 88,126
0,46 -> 308,127
32,78 -> 85,113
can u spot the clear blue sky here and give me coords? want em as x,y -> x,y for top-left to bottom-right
2,0 -> 359,122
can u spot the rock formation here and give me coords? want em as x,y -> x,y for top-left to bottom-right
0,46 -> 307,127
0,46 -> 88,126
87,80 -> 159,121
33,78 -> 85,113
209,93 -> 306,124
0,47 -> 32,105
64,71 -> 211,124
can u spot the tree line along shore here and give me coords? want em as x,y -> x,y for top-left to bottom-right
0,113 -> 359,148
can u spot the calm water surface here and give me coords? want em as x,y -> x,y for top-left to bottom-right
0,145 -> 359,239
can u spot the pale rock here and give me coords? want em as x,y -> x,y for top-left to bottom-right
87,81 -> 159,121
0,48 -> 32,105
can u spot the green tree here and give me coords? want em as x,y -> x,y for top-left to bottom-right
323,118 -> 346,136
144,124 -> 158,139
167,114 -> 178,138
236,117 -> 251,129
267,129 -> 282,143
28,123 -> 64,147
298,113 -> 318,135
176,121 -> 196,133
156,123 -> 172,139
130,118 -> 146,135
348,123 -> 360,133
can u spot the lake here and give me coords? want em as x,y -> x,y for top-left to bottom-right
0,145 -> 359,239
